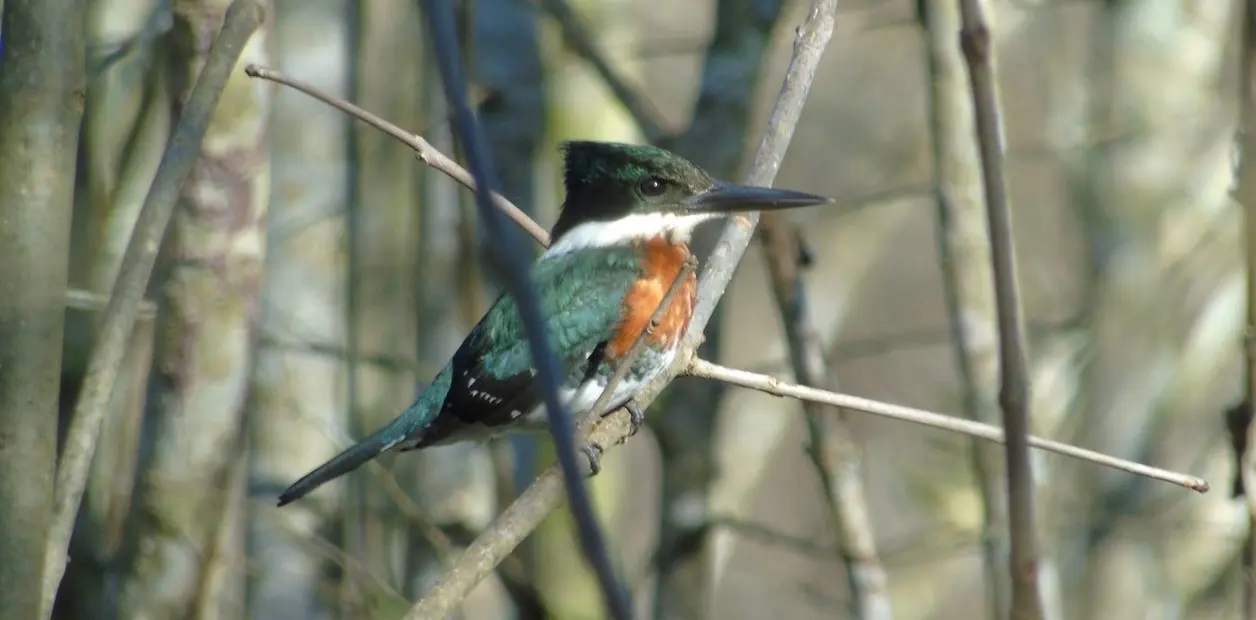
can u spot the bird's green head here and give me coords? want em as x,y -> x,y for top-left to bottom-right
546,141 -> 832,257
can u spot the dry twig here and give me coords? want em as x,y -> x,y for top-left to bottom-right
242,64 -> 551,247
919,0 -> 1009,613
685,358 -> 1209,492
40,2 -> 264,615
956,1 -> 1045,617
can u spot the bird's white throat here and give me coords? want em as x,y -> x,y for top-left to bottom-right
543,212 -> 716,259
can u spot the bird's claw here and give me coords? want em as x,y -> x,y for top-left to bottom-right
581,442 -> 604,477
624,400 -> 646,437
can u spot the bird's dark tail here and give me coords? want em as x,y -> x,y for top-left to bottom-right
276,422 -> 411,507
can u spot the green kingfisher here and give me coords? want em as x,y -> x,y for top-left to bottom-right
277,141 -> 833,506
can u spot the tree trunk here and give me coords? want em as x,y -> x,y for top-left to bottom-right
0,0 -> 84,615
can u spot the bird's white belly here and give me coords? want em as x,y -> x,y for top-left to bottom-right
520,348 -> 676,431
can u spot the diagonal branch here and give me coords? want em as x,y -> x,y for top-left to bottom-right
920,0 -> 1009,614
685,358 -> 1208,492
956,1 -> 1043,618
405,2 -> 840,617
420,2 -> 631,619
40,2 -> 264,616
536,0 -> 671,142
242,65 -> 551,247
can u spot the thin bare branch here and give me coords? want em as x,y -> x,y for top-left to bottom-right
405,2 -> 840,616
242,64 -> 552,247
956,0 -> 1044,617
420,1 -> 630,617
0,0 -> 85,616
685,357 -> 1210,493
536,0 -> 671,142
40,2 -> 264,615
920,0 -> 1009,614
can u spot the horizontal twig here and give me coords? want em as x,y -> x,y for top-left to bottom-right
684,357 -> 1210,493
64,288 -> 158,319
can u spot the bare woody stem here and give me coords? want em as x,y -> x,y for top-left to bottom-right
40,2 -> 265,616
957,1 -> 1043,616
684,358 -> 1207,492
242,64 -> 551,247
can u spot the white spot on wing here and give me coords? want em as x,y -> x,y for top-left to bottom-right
543,213 -> 716,258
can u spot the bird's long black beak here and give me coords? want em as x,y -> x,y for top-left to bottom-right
686,180 -> 833,213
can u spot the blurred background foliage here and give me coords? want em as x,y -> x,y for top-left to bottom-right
2,0 -> 1254,618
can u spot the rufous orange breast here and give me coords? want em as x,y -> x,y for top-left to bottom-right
605,236 -> 698,360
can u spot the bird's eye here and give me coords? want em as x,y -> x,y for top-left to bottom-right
639,177 -> 667,197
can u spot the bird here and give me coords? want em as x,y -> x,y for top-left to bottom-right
276,140 -> 834,506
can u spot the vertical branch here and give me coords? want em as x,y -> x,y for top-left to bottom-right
420,1 -> 633,618
757,219 -> 893,620
113,1 -> 271,617
0,0 -> 84,617
920,0 -> 1008,616
956,0 -> 1044,619
41,2 -> 262,615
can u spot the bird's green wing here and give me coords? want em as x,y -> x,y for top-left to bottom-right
419,247 -> 643,440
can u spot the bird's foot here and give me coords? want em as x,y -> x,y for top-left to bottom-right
581,442 -> 604,477
622,400 -> 646,437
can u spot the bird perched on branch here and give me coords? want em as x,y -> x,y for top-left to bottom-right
277,141 -> 833,506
